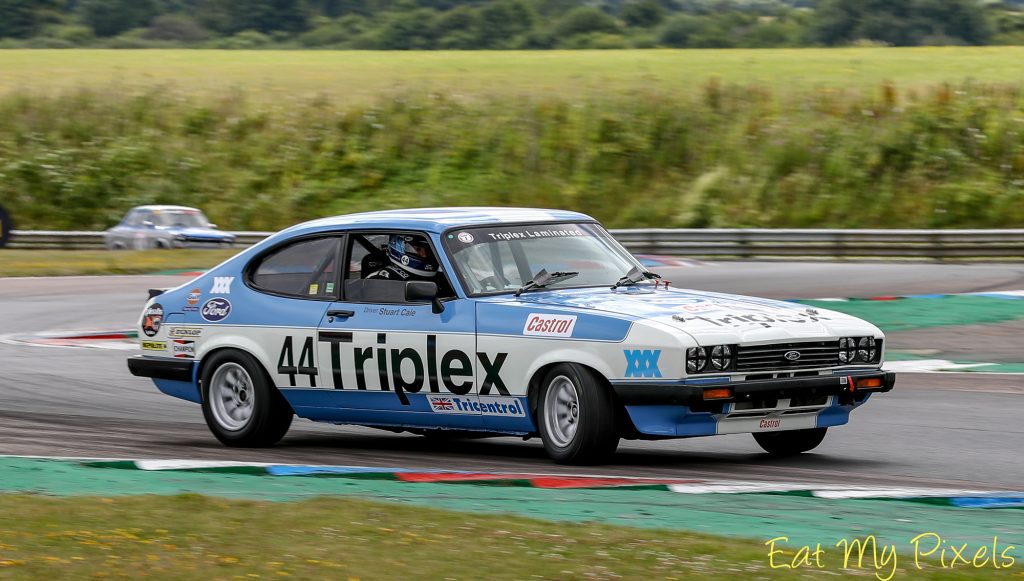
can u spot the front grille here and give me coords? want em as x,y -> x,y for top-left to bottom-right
735,340 -> 839,372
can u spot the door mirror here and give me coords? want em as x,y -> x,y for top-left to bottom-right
142,220 -> 155,229
406,281 -> 444,314
208,223 -> 218,229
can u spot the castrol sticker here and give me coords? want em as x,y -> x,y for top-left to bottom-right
523,313 -> 577,338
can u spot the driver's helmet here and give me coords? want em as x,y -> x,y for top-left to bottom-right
387,234 -> 438,277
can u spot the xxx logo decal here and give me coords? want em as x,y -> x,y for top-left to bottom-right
624,349 -> 662,378
211,276 -> 234,294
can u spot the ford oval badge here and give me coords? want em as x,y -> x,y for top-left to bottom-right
784,350 -> 801,361
201,297 -> 232,322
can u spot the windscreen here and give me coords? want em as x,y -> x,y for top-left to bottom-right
443,222 -> 640,296
155,210 -> 209,228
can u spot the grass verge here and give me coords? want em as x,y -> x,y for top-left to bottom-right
0,494 -> 1012,580
4,48 -> 1024,102
0,249 -> 236,277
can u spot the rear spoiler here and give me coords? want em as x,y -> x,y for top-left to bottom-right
149,288 -> 169,299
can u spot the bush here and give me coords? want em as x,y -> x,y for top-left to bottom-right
22,37 -> 77,48
297,15 -> 366,47
144,15 -> 210,42
558,32 -> 630,49
2,83 -> 1024,231
659,14 -> 702,47
43,25 -> 96,45
211,30 -> 272,49
555,7 -> 620,38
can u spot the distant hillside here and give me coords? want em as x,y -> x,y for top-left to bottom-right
1,0 -> 1021,49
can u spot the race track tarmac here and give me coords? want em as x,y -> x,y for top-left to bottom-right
1,263 -> 1021,489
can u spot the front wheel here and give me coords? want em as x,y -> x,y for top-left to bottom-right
753,427 -> 827,456
201,350 -> 293,447
537,363 -> 619,465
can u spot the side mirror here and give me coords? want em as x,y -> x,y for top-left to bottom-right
208,223 -> 219,229
142,220 -> 155,229
406,281 -> 444,314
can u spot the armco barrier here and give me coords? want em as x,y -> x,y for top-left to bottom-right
7,228 -> 1024,259
6,230 -> 270,250
610,228 -> 1024,259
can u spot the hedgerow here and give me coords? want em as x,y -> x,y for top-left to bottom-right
2,81 -> 1023,230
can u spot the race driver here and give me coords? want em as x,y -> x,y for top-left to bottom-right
366,234 -> 440,282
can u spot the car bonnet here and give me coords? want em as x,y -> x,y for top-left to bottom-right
509,286 -> 879,344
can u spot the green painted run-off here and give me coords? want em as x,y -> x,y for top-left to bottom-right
0,457 -> 1020,551
798,295 -> 1024,333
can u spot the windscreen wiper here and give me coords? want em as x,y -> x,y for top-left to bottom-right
610,265 -> 661,290
514,269 -> 579,297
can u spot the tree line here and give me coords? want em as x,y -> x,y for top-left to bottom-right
1,0 -> 1023,49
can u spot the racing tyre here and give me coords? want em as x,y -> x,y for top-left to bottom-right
753,427 -> 827,457
201,350 -> 293,447
537,363 -> 619,465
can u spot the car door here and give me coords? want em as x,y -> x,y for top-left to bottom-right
303,231 -> 485,430
113,209 -> 141,248
242,235 -> 342,396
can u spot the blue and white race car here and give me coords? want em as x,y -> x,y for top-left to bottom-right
128,208 -> 894,464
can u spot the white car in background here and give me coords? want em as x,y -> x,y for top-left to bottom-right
105,205 -> 235,250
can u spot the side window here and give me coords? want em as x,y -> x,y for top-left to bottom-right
250,237 -> 341,299
342,232 -> 455,303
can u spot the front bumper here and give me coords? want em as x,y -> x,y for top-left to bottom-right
611,370 -> 895,407
127,355 -> 195,382
172,238 -> 235,249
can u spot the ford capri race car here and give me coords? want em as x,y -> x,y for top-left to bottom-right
128,208 -> 895,464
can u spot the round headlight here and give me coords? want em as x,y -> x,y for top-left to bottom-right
710,345 -> 733,370
838,337 -> 856,363
686,347 -> 707,373
857,337 -> 877,362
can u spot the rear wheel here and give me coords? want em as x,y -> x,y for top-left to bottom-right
537,363 -> 619,465
753,427 -> 828,456
201,350 -> 292,447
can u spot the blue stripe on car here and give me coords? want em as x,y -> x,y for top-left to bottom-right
476,303 -> 633,342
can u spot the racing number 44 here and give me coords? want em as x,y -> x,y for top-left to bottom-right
277,336 -> 317,387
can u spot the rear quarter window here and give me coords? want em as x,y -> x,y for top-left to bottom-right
249,237 -> 341,299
